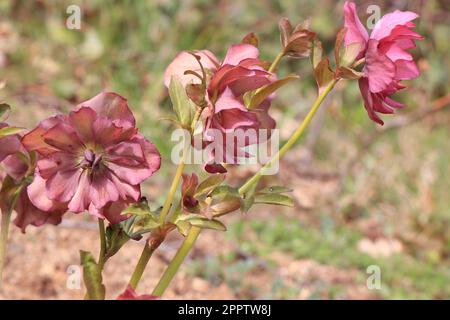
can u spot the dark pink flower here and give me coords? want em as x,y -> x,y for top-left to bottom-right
117,285 -> 159,300
165,44 -> 276,173
22,92 -> 161,223
344,1 -> 423,124
0,125 -> 65,232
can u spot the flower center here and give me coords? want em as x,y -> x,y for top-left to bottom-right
81,149 -> 103,171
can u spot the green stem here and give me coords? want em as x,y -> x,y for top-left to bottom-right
152,226 -> 201,296
0,187 -> 22,291
268,51 -> 284,74
97,219 -> 106,270
158,109 -> 202,224
158,161 -> 186,224
151,79 -> 339,297
0,209 -> 12,290
129,242 -> 156,289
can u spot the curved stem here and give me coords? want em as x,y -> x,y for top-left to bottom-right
239,79 -> 338,195
268,51 -> 284,74
151,79 -> 339,297
152,226 -> 201,296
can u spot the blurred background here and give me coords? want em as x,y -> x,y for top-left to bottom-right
0,0 -> 449,299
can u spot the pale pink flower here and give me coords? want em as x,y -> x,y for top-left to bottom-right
344,1 -> 423,124
22,92 -> 161,223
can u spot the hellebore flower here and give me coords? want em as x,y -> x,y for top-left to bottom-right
343,1 -> 423,124
164,44 -> 276,173
0,124 -> 65,232
22,92 -> 161,223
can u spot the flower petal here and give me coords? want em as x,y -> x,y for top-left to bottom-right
43,122 -> 84,154
14,188 -> 65,233
395,59 -> 420,80
222,44 -> 259,66
45,168 -> 82,202
93,116 -> 137,147
343,2 -> 369,53
90,172 -> 120,208
67,171 -> 92,213
214,87 -> 248,113
365,40 -> 396,93
371,10 -> 419,41
77,92 -> 136,126
164,50 -> 219,87
27,175 -> 68,212
358,77 -> 384,125
21,115 -> 67,156
68,107 -> 97,143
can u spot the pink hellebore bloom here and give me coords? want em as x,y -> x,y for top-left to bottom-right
164,44 -> 276,173
22,92 -> 161,223
0,124 -> 65,232
344,1 -> 423,125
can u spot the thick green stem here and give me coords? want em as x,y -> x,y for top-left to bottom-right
129,242 -> 155,289
152,226 -> 201,296
0,209 -> 12,290
151,79 -> 339,297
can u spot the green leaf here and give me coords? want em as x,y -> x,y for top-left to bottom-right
194,174 -> 226,197
248,74 -> 300,108
240,195 -> 255,213
105,224 -> 131,259
0,126 -> 24,138
169,75 -> 195,127
80,251 -> 105,300
258,186 -> 293,194
188,218 -> 227,231
0,103 -> 11,121
176,213 -> 227,231
210,185 -> 240,198
175,220 -> 191,236
210,197 -> 241,216
122,200 -> 158,220
254,193 -> 294,207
